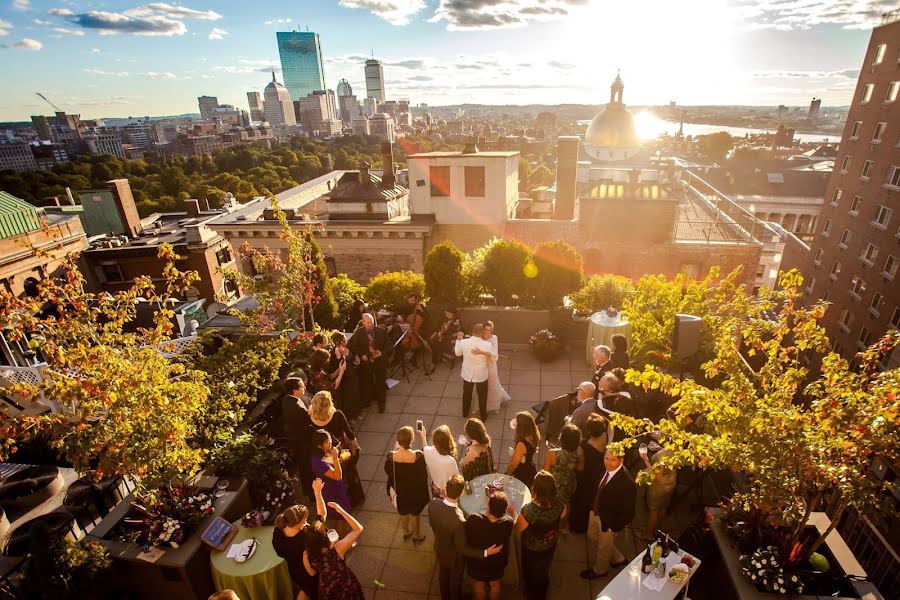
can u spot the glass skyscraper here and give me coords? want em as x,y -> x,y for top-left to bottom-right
276,31 -> 327,101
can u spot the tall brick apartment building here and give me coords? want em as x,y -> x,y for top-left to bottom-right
793,10 -> 900,362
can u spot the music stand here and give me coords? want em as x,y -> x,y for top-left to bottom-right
390,327 -> 433,384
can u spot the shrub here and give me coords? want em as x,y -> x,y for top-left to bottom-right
207,433 -> 295,514
365,271 -> 426,312
307,231 -> 339,330
326,274 -> 366,327
460,244 -> 490,305
424,241 -> 466,305
479,238 -> 532,305
570,274 -> 634,314
530,240 -> 583,308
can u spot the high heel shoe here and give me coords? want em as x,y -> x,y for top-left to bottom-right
403,532 -> 413,542
412,535 -> 426,545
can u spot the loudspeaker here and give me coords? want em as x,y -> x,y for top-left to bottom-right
673,314 -> 703,359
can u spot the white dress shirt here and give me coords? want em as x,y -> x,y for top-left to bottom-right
454,336 -> 495,383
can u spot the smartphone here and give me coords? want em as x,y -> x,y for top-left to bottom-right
416,419 -> 424,432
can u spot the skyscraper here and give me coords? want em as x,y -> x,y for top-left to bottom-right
198,96 -> 219,121
264,72 -> 296,127
336,79 -> 353,98
276,30 -> 326,101
247,92 -> 265,122
365,59 -> 385,103
336,79 -> 358,123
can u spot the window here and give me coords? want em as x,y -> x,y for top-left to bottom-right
839,308 -> 853,332
873,122 -> 886,142
874,43 -> 886,64
861,160 -> 874,179
892,306 -> 900,329
215,247 -> 232,266
830,259 -> 842,279
840,155 -> 852,173
886,165 -> 900,189
464,166 -> 486,198
831,188 -> 842,206
805,276 -> 816,295
850,121 -> 861,139
858,327 -> 872,349
849,275 -> 866,298
755,264 -> 765,278
873,204 -> 893,228
429,166 -> 450,197
822,218 -> 832,236
839,228 -> 852,248
861,83 -> 874,103
850,195 -> 862,215
822,290 -> 831,302
814,247 -> 823,265
886,81 -> 899,103
98,264 -> 125,283
884,254 -> 898,279
862,243 -> 879,265
870,291 -> 883,315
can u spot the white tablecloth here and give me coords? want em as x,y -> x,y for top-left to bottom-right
598,545 -> 700,600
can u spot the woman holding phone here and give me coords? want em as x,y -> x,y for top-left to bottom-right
384,426 -> 430,544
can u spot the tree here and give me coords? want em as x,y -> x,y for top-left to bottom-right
528,165 -> 554,188
0,245 -> 208,489
365,271 -> 425,312
613,270 -> 899,571
327,274 -> 367,325
570,274 -> 634,314
306,230 -> 339,330
518,158 -> 532,191
478,238 -> 532,305
424,241 -> 466,306
698,132 -> 734,162
530,240 -> 583,309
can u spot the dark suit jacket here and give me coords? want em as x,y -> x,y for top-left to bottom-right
428,498 -> 483,568
592,467 -> 637,533
592,361 -> 613,398
348,325 -> 390,366
280,394 -> 312,458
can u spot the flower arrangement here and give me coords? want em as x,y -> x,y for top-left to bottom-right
123,487 -> 214,549
529,329 -> 562,362
740,545 -> 804,595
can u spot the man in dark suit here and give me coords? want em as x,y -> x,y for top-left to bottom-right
428,474 -> 502,600
581,450 -> 637,579
279,376 -> 314,498
348,312 -> 390,412
591,344 -> 613,399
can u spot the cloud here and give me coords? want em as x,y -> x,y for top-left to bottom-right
83,67 -> 129,76
208,26 -> 227,39
12,0 -> 30,11
53,26 -> 85,36
124,3 -> 222,21
212,65 -> 280,74
33,18 -> 51,25
406,75 -> 433,81
90,47 -> 100,53
264,17 -> 292,24
144,70 -> 176,78
0,18 -> 11,36
734,0 -> 897,30
65,94 -> 141,107
48,8 -> 73,16
385,58 -> 428,68
338,0 -> 427,26
0,37 -> 42,49
430,0 -> 585,30
753,68 -> 863,79
63,11 -> 187,35
199,74 -> 214,79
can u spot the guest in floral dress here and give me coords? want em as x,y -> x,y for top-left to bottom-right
515,471 -> 567,600
459,418 -> 494,481
310,429 -> 352,535
303,501 -> 365,600
543,424 -> 581,532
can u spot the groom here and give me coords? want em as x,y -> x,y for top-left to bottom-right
454,324 -> 496,421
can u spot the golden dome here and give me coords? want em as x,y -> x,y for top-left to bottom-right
585,104 -> 638,147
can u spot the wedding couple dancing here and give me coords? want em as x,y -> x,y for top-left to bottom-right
454,321 -> 511,421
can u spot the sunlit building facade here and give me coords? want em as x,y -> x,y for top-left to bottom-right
365,59 -> 386,103
277,31 -> 327,101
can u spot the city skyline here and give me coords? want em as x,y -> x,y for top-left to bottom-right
0,0 -> 895,121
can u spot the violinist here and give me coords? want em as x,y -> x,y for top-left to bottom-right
399,293 -> 430,361
428,307 -> 461,373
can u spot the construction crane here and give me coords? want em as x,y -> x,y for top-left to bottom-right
35,92 -> 64,113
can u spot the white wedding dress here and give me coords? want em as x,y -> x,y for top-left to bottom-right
485,334 -> 511,413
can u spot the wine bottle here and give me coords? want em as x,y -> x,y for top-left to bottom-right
641,544 -> 653,574
656,529 -> 680,554
660,533 -> 671,560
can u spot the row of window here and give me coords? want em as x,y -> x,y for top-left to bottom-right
859,80 -> 900,104
821,204 -> 894,239
838,157 -> 900,188
428,166 -> 486,198
815,246 -> 897,279
848,120 -> 889,143
836,306 -> 900,350
871,42 -> 899,67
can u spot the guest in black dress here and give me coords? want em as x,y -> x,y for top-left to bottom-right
465,491 -> 514,600
609,334 -> 630,370
329,331 -> 361,416
506,411 -> 539,487
309,391 -> 366,508
570,413 -> 609,533
273,478 -> 327,600
385,426 -> 431,544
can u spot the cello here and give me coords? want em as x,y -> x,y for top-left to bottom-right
401,301 -> 427,351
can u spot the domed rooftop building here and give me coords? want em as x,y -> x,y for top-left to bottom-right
583,72 -> 641,161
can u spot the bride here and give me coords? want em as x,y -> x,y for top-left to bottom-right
481,321 -> 510,413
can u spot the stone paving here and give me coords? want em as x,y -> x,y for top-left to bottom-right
339,347 -> 700,600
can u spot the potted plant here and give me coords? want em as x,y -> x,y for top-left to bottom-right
206,433 -> 295,516
109,486 -> 214,549
529,329 -> 562,362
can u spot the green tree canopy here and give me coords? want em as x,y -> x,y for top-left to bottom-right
530,240 -> 583,309
424,241 -> 466,306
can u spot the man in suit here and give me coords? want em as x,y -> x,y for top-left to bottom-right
454,324 -> 495,421
591,345 -> 613,399
348,312 -> 390,412
568,381 -> 599,430
428,474 -> 502,600
279,376 -> 314,497
581,450 -> 637,579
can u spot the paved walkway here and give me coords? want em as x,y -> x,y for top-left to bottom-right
341,347 -> 699,600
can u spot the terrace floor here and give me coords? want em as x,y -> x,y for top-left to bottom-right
324,346 -> 705,600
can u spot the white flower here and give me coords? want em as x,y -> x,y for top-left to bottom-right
778,588 -> 785,594
791,576 -> 798,582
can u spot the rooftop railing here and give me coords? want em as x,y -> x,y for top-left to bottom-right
680,170 -> 775,245
882,8 -> 900,25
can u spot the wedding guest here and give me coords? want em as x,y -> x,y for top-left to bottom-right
280,376 -> 314,496
516,471 -> 567,600
454,324 -> 495,421
310,429 -> 352,535
308,348 -> 346,396
639,433 -> 677,544
568,381 -> 599,431
348,313 -> 389,412
610,334 -> 630,370
385,426 -> 430,544
591,345 -> 612,398
309,391 -> 365,508
344,299 -> 371,333
429,474 -> 503,600
208,591 -> 240,600
428,307 -> 461,370
481,321 -> 510,414
459,418 -> 494,481
601,368 -> 635,418
329,331 -> 360,416
581,450 -> 637,580
543,424 -> 581,529
506,412 -> 539,487
465,491 -> 514,600
570,414 -> 609,533
312,333 -> 329,352
273,479 -> 327,600
304,503 -> 365,600
420,425 -> 460,498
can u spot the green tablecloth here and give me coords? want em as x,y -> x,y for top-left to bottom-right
210,525 -> 293,600
585,311 -> 631,365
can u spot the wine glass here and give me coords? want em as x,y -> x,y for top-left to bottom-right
215,479 -> 229,497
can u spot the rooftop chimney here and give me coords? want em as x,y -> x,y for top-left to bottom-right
380,141 -> 396,189
554,137 -> 579,221
462,140 -> 479,154
107,179 -> 143,237
184,199 -> 201,218
359,161 -> 371,185
64,187 -> 76,206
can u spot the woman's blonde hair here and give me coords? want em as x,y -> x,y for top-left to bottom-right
309,390 -> 336,422
397,426 -> 414,449
432,425 -> 457,458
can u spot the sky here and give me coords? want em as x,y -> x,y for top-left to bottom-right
0,0 -> 895,121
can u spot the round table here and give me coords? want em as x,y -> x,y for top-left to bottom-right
210,525 -> 293,600
585,310 -> 631,365
458,474 -> 531,588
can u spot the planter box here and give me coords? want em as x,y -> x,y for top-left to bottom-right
92,477 -> 252,600
459,306 -> 552,344
707,508 -> 883,600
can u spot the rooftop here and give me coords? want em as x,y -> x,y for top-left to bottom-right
408,151 -> 519,158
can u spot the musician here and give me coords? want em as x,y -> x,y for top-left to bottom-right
399,293 -> 431,367
348,313 -> 390,413
428,307 -> 461,372
344,299 -> 373,333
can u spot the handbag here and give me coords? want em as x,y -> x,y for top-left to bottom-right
388,451 -> 398,509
